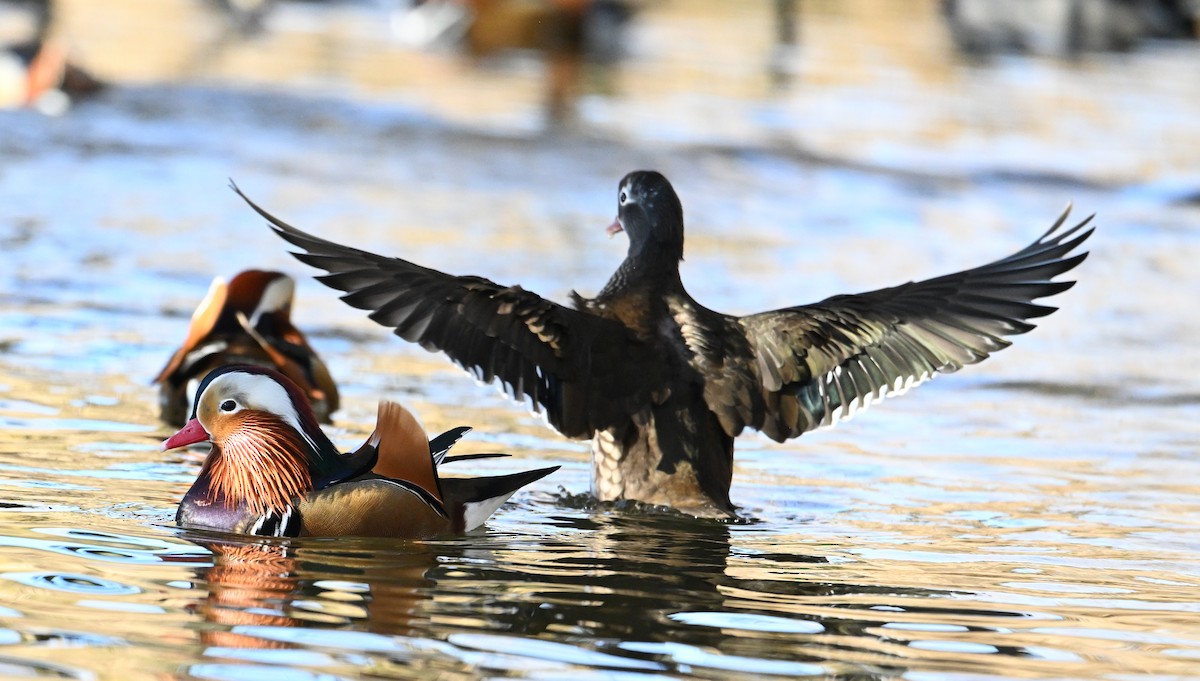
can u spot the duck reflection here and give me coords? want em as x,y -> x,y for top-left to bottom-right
178,534 -> 443,650
170,510 -> 1037,675
174,515 -> 744,653
498,512 -> 748,638
197,541 -> 299,649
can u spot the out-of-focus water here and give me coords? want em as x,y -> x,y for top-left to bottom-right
1,1 -> 1199,678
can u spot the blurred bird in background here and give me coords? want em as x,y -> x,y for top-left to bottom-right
943,0 -> 1199,56
155,270 -> 339,427
0,0 -> 103,114
389,0 -> 635,121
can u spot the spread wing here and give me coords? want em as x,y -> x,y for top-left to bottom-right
728,206 -> 1094,441
234,184 -> 661,439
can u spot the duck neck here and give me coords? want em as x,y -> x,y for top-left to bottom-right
601,242 -> 683,298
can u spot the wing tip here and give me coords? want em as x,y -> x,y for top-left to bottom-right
228,180 -> 308,238
1040,204 -> 1097,246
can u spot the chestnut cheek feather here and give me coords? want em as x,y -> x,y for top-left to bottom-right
205,415 -> 314,516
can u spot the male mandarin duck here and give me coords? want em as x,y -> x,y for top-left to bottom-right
154,270 -> 339,426
164,364 -> 559,538
232,171 -> 1094,518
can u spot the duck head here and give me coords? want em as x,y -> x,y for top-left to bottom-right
607,170 -> 685,264
223,269 -> 297,334
157,270 -> 297,375
154,270 -> 339,427
164,365 -> 346,524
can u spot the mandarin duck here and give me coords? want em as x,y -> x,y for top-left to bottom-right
233,172 -> 1093,517
164,365 -> 559,538
155,270 -> 339,426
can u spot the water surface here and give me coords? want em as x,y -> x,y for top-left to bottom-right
1,1 -> 1199,678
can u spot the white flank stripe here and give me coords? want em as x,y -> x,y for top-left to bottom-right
462,493 -> 518,533
182,340 -> 229,370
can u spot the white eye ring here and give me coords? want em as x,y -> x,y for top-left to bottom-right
219,399 -> 238,412
619,190 -> 628,204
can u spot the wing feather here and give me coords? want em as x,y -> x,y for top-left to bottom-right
236,184 -> 661,438
729,208 -> 1093,441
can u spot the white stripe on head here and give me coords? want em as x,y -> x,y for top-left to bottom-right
185,377 -> 202,412
204,370 -> 318,452
249,275 -> 295,327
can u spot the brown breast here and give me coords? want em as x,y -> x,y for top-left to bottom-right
298,480 -> 454,539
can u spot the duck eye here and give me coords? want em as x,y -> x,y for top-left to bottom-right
619,191 -> 627,204
219,399 -> 237,412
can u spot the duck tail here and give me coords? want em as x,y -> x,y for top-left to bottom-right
442,466 -> 560,532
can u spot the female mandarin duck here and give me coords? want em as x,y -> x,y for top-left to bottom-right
155,270 -> 339,426
163,365 -> 558,538
233,172 -> 1093,518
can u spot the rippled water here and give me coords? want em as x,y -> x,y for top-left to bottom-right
1,1 -> 1199,679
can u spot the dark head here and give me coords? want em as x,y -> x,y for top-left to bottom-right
608,171 -> 685,263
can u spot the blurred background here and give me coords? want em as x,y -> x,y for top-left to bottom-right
1,2 -> 1200,679
5,0 -> 1196,381
2,0 -> 1198,176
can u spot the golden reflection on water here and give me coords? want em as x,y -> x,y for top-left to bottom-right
0,351 -> 1199,679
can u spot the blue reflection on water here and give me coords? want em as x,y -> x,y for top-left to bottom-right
1,571 -> 140,595
621,640 -> 827,676
0,528 -> 206,565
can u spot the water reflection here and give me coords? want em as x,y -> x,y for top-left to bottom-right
0,527 -> 204,565
175,517 -> 751,674
0,654 -> 96,680
169,512 -> 1075,677
0,444 -> 1196,679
